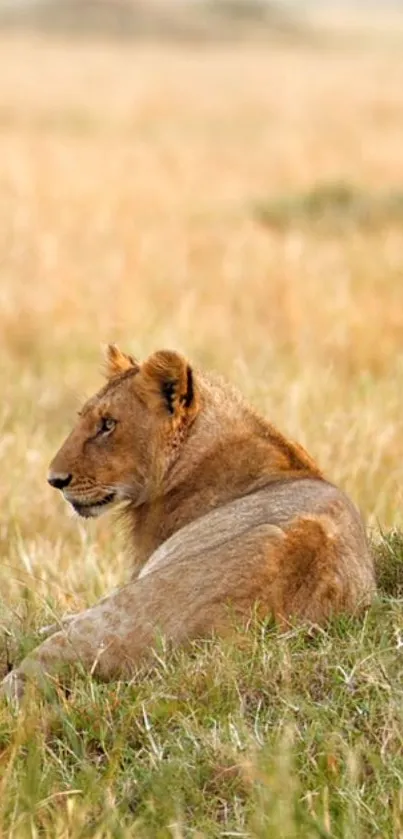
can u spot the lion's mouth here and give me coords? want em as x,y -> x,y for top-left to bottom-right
69,492 -> 116,519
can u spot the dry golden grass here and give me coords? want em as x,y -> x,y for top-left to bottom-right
1,31 -> 403,624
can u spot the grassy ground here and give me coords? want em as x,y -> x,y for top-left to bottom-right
1,24 -> 403,837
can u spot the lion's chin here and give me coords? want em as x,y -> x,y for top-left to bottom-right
70,492 -> 117,519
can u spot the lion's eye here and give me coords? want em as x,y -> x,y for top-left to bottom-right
98,417 -> 116,435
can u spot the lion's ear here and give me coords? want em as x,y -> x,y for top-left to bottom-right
104,344 -> 139,379
139,350 -> 198,417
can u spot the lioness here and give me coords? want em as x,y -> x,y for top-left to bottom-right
2,347 -> 375,700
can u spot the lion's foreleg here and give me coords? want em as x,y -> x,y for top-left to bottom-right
1,524 -> 288,703
1,581 -> 154,702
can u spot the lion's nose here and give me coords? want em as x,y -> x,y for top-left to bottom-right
47,472 -> 72,490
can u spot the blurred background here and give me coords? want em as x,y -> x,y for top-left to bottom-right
1,0 -> 403,611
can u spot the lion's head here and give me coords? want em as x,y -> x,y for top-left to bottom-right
48,347 -> 199,518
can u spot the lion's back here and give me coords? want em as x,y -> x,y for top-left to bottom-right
139,478 -> 375,610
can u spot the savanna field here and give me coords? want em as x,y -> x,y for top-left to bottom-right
1,19 -> 403,837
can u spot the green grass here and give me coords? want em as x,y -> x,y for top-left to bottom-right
1,536 -> 403,839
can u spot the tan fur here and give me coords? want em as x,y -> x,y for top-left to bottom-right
1,348 -> 376,701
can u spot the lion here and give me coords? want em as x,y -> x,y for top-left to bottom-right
1,346 -> 376,701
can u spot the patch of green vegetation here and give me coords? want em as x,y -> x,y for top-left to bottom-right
0,534 -> 402,838
374,529 -> 403,599
255,182 -> 403,231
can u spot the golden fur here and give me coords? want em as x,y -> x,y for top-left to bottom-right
1,347 -> 376,700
